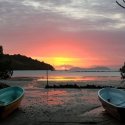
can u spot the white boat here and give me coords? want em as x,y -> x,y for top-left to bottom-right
98,88 -> 125,121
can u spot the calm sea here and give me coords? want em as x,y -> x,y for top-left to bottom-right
13,70 -> 121,81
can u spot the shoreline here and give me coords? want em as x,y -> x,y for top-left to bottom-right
0,75 -> 123,88
1,76 -> 125,90
0,77 -> 125,125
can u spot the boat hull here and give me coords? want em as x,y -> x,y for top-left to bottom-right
98,88 -> 125,121
0,86 -> 24,118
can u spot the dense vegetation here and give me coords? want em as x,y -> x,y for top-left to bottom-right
0,46 -> 13,79
0,46 -> 55,79
3,54 -> 55,70
120,62 -> 125,79
0,55 -> 13,79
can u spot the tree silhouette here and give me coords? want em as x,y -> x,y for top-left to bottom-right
0,46 -> 3,55
0,46 -> 13,79
120,62 -> 125,79
116,0 -> 125,8
0,59 -> 13,79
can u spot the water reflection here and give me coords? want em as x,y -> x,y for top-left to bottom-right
24,89 -> 69,106
14,70 -> 120,81
38,76 -> 120,82
45,90 -> 68,106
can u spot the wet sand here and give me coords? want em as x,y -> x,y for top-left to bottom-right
0,77 -> 125,125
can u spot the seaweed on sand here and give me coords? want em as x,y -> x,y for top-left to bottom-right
45,84 -> 120,89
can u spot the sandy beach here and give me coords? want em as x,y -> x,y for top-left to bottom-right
0,77 -> 125,125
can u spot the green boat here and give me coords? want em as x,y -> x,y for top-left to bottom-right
0,86 -> 24,118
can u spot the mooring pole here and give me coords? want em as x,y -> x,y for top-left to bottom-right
46,68 -> 49,86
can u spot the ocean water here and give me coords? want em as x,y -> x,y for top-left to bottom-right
13,70 -> 121,81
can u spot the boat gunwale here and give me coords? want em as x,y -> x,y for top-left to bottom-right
0,86 -> 24,106
98,88 -> 125,108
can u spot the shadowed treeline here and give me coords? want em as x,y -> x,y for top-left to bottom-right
0,45 -> 55,79
4,54 -> 55,70
0,46 -> 55,71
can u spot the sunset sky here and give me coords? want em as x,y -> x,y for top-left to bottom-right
0,0 -> 125,69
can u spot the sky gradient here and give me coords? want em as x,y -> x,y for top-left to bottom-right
0,0 -> 125,69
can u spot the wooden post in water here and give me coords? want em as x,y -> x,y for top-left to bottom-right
46,68 -> 49,86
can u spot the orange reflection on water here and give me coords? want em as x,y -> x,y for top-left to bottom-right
45,89 -> 68,106
38,76 -> 103,82
48,76 -> 81,81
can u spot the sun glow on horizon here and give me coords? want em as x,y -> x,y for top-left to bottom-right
53,57 -> 73,66
32,56 -> 114,70
32,56 -> 84,69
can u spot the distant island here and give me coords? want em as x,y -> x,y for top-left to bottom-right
69,66 -> 111,71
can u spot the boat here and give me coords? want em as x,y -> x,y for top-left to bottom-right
98,88 -> 125,121
0,86 -> 24,118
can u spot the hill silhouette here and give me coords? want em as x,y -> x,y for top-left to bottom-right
2,54 -> 55,70
69,66 -> 111,71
